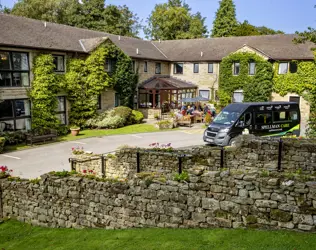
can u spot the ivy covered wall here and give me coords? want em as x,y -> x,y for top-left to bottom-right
219,52 -> 273,107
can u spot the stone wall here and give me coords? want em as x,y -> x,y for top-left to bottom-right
71,136 -> 316,179
1,168 -> 316,231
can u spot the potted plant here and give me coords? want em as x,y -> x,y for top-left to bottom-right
70,125 -> 80,136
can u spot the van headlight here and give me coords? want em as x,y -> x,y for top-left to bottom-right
219,128 -> 229,133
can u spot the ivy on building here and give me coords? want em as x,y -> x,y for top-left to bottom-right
63,42 -> 137,127
218,52 -> 273,107
29,54 -> 61,130
273,58 -> 316,137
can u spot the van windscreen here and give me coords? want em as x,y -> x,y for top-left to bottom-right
213,110 -> 241,125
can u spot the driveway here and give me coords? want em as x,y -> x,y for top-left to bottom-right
0,129 -> 205,179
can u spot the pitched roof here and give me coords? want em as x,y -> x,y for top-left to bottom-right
0,13 -> 167,60
0,14 -> 314,61
139,76 -> 197,90
152,34 -> 315,61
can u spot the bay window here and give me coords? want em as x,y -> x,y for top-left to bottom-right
0,51 -> 30,87
0,99 -> 31,131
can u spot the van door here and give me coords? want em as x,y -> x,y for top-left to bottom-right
233,112 -> 252,136
253,112 -> 273,136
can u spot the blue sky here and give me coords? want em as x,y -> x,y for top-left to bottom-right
2,0 -> 315,37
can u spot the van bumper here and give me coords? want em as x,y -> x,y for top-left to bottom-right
203,131 -> 230,146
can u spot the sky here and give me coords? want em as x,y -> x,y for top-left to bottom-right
1,0 -> 315,38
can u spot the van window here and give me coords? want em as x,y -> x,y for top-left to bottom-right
255,113 -> 272,124
273,111 -> 298,122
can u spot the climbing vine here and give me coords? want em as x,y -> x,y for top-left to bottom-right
63,42 -> 137,126
273,58 -> 316,137
219,52 -> 273,107
29,54 -> 60,130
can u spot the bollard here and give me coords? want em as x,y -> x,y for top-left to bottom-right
101,155 -> 105,177
178,156 -> 183,174
136,152 -> 140,173
278,139 -> 283,171
220,147 -> 224,168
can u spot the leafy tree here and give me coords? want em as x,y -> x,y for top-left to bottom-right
211,0 -> 238,37
10,0 -> 141,37
234,20 -> 284,36
145,0 -> 208,40
0,3 -> 11,13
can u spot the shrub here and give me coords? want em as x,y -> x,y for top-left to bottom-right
56,125 -> 69,136
112,106 -> 133,125
132,110 -> 144,124
96,115 -> 125,129
174,171 -> 190,182
0,131 -> 26,145
0,137 -> 5,153
156,120 -> 173,129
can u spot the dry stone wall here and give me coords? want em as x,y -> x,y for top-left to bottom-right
1,168 -> 316,231
71,135 -> 316,179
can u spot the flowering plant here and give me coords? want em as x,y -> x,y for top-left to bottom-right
149,142 -> 173,152
72,146 -> 84,155
0,165 -> 13,178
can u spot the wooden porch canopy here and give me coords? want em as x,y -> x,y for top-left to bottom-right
138,76 -> 197,109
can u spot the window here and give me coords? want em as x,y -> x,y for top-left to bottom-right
132,60 -> 136,72
0,51 -> 29,87
208,63 -> 214,73
53,55 -> 64,72
105,59 -> 112,72
97,95 -> 101,110
249,62 -> 256,75
56,96 -> 66,124
0,99 -> 31,131
278,62 -> 288,74
233,62 -> 240,75
174,63 -> 183,74
155,63 -> 161,74
115,93 -> 120,107
289,96 -> 300,106
144,61 -> 148,72
199,90 -> 210,99
255,112 -> 272,124
233,90 -> 244,103
193,63 -> 199,73
289,62 -> 298,73
273,111 -> 292,122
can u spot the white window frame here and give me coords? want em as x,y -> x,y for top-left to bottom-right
173,63 -> 183,74
278,62 -> 289,74
249,62 -> 256,75
199,90 -> 210,99
233,62 -> 240,75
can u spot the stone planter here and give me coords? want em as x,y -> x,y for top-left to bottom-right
70,128 -> 80,136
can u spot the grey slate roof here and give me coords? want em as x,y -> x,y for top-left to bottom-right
139,76 -> 197,90
152,34 -> 315,61
0,14 -> 314,61
0,13 -> 167,60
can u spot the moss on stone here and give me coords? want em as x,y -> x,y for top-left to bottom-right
246,215 -> 258,224
270,209 -> 292,222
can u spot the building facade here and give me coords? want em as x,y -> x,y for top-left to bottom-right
0,14 -> 315,131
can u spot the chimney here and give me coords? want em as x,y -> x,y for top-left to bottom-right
136,48 -> 139,55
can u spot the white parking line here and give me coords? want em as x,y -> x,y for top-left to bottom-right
1,154 -> 21,160
70,141 -> 86,145
131,135 -> 142,139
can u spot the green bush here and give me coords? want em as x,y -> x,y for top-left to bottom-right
156,120 -> 173,129
0,131 -> 26,145
56,125 -> 69,136
113,106 -> 133,125
96,116 -> 125,129
0,137 -> 5,153
132,110 -> 144,124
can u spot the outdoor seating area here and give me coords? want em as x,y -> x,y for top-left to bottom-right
25,128 -> 58,145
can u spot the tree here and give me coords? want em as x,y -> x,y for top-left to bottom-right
145,0 -> 208,40
211,0 -> 238,37
10,0 -> 141,37
234,20 -> 284,37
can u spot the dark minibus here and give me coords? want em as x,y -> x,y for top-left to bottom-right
203,102 -> 300,146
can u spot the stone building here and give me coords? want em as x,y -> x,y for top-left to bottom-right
0,13 -> 314,130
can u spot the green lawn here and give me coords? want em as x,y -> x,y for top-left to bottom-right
1,220 -> 315,250
4,124 -> 160,152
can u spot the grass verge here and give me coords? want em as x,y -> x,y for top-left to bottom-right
0,220 -> 315,250
4,124 -> 161,152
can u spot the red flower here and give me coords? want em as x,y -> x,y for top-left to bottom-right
83,170 -> 87,174
89,170 -> 93,173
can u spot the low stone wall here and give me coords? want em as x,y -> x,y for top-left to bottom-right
1,168 -> 316,231
71,136 -> 316,179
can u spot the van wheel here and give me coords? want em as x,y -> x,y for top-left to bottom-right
229,138 -> 237,147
